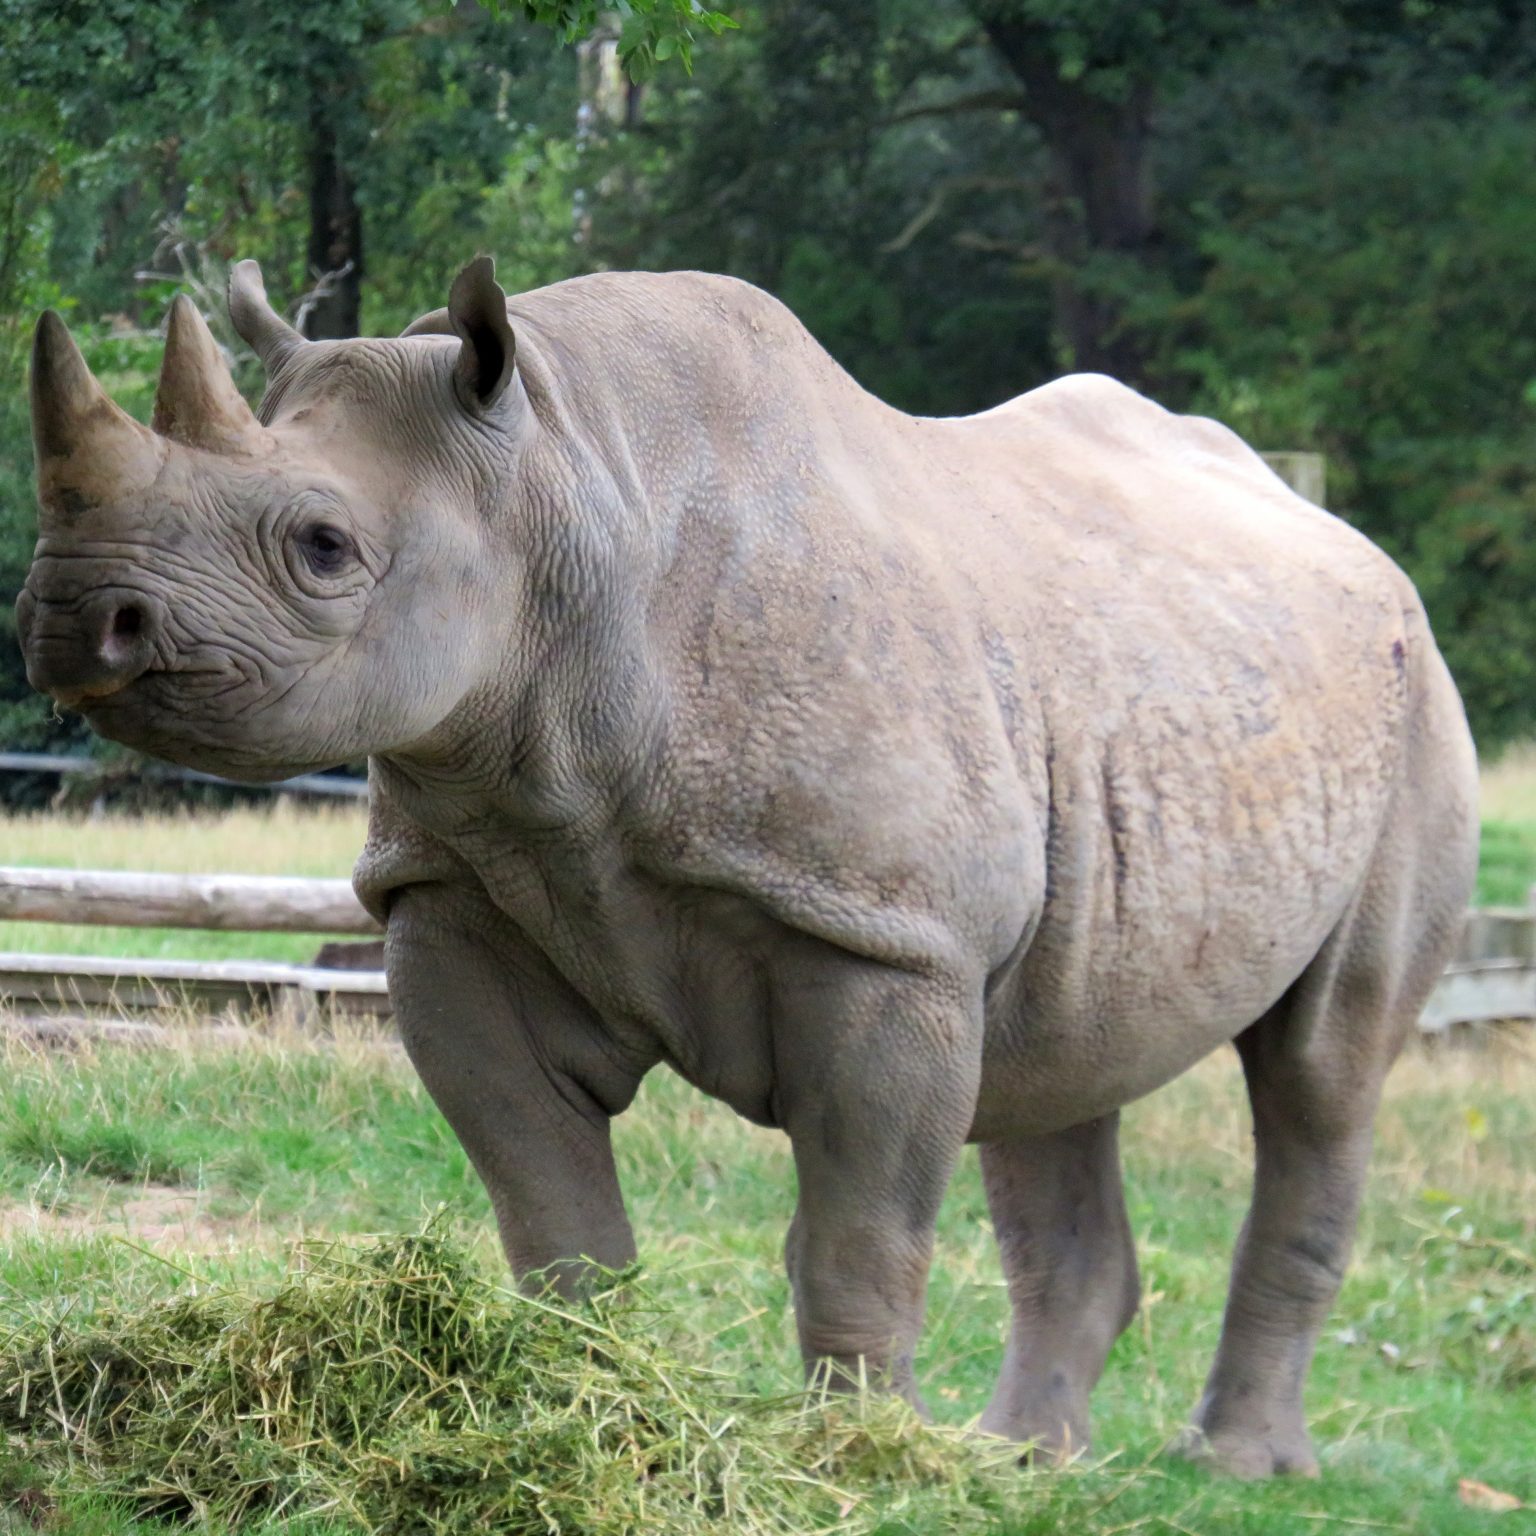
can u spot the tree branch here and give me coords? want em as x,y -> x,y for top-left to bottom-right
881,176 -> 1037,254
882,88 -> 1031,128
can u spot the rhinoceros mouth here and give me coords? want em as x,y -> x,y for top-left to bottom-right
88,665 -> 269,736
70,661 -> 346,782
48,673 -> 138,710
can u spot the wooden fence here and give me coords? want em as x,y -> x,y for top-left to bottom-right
0,865 -> 384,1033
0,865 -> 1529,1040
0,866 -> 378,934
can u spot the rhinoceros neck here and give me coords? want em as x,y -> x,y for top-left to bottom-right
381,271 -> 904,825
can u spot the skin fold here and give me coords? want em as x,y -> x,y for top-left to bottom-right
18,258 -> 1479,1478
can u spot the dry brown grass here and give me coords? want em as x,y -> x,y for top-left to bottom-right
0,802 -> 366,878
1478,741 -> 1536,822
0,1178 -> 245,1251
1121,1032 -> 1536,1212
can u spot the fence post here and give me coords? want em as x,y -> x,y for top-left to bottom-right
1260,451 -> 1327,508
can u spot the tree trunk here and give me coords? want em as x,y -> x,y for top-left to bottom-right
302,94 -> 364,340
981,16 -> 1154,383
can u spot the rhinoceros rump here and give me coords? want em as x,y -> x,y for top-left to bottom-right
18,258 -> 1478,1479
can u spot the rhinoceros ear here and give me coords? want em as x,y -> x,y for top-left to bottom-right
228,259 -> 307,373
446,256 -> 516,415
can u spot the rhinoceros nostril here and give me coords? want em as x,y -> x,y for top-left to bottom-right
90,596 -> 156,690
21,590 -> 157,707
109,603 -> 144,641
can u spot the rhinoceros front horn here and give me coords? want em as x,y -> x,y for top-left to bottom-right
227,259 -> 307,373
152,295 -> 265,453
30,311 -> 163,516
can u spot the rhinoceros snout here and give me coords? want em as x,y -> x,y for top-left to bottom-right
18,583 -> 162,709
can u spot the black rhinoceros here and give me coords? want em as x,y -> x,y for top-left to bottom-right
17,258 -> 1477,1477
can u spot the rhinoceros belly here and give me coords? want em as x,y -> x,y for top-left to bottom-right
967,653 -> 1401,1139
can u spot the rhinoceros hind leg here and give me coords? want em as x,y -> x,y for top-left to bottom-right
1186,635 -> 1476,1479
977,1112 -> 1139,1459
1185,914 -> 1431,1479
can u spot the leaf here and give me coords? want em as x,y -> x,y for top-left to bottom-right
1459,1479 -> 1523,1513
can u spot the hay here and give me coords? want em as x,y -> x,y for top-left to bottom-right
0,1227 -> 1037,1535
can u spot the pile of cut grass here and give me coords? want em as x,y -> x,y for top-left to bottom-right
0,1227 -> 1042,1536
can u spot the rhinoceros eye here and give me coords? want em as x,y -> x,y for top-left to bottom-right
294,522 -> 355,578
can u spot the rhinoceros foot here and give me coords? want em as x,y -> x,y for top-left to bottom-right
1171,1416 -> 1321,1481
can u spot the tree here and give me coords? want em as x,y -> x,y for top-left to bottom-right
0,0 -> 729,771
6,0 -> 1536,753
963,1 -> 1261,384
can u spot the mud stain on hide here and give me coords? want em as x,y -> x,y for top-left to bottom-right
1041,745 -> 1059,905
1101,755 -> 1130,926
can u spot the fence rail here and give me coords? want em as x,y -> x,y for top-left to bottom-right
0,866 -> 379,935
0,950 -> 388,1020
0,752 -> 367,800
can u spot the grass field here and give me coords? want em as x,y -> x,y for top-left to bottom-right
0,774 -> 1533,1533
1477,745 -> 1536,905
0,1029 -> 1530,1534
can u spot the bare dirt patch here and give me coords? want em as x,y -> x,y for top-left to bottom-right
0,1180 -> 255,1253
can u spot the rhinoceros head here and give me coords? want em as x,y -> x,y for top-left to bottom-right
17,258 -> 519,779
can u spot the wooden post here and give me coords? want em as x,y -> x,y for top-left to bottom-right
1260,451 -> 1327,508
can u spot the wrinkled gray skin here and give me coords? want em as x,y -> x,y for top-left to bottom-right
18,258 -> 1478,1479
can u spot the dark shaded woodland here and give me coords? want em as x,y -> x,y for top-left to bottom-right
4,0 -> 1536,756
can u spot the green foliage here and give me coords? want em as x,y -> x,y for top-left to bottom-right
363,133 -> 584,334
486,0 -> 738,79
5,0 -> 1536,748
969,0 -> 1247,97
1150,35 -> 1536,747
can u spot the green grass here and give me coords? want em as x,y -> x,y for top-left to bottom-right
0,782 -> 1533,1532
1478,820 -> 1536,906
0,1026 -> 1530,1534
1475,744 -> 1536,905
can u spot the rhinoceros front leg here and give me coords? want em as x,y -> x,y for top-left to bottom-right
774,950 -> 982,1407
385,884 -> 644,1297
977,1113 -> 1140,1458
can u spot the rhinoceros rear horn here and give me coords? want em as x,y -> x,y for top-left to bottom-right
153,295 -> 265,453
228,259 -> 307,373
447,256 -> 516,414
30,310 -> 162,513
